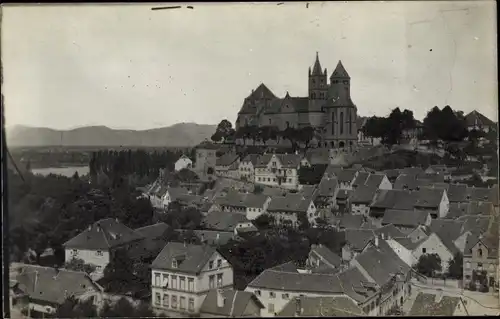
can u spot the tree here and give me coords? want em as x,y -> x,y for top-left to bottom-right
213,119 -> 235,143
64,258 -> 96,274
415,253 -> 442,277
447,252 -> 463,279
253,214 -> 275,230
253,184 -> 264,194
101,249 -> 135,294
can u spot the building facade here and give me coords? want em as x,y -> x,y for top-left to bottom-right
235,53 -> 358,149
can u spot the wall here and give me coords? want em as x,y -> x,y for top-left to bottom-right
386,239 -> 415,267
439,192 -> 450,218
351,203 -> 370,216
412,234 -> 453,273
175,158 -> 192,172
65,248 -> 110,274
379,176 -> 393,190
239,161 -> 255,181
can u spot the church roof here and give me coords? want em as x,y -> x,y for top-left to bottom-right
248,83 -> 276,100
311,52 -> 324,75
330,60 -> 350,79
465,110 -> 495,127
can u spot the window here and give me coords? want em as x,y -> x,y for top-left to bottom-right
155,293 -> 161,305
466,262 -> 471,269
255,290 -> 261,296
72,249 -> 78,256
217,259 -> 222,268
155,273 -> 161,287
96,266 -> 102,271
268,303 -> 275,313
180,276 -> 186,290
269,291 -> 276,298
163,294 -> 169,307
331,112 -> 336,134
209,275 -> 215,288
478,263 -> 483,268
188,298 -> 195,312
217,273 -> 223,287
282,293 -> 289,299
188,278 -> 194,292
162,274 -> 169,287
478,248 -> 483,257
172,259 -> 178,268
340,112 -> 344,134
96,250 -> 103,256
180,297 -> 186,310
171,296 -> 178,309
171,275 -> 177,289
422,248 -> 427,254
209,260 -> 214,269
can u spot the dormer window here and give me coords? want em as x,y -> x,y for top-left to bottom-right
478,248 -> 483,257
172,259 -> 178,268
209,261 -> 214,269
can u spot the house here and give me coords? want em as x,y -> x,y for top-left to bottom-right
350,185 -> 377,216
129,223 -> 171,263
405,225 -> 431,243
393,174 -> 430,191
239,154 -> 261,181
463,233 -> 499,290
244,266 -> 346,316
203,210 -> 255,235
409,292 -> 469,316
425,165 -> 451,181
175,155 -> 193,172
63,218 -> 144,277
214,191 -> 271,220
413,188 -> 449,219
386,237 -> 419,267
306,244 -> 343,273
277,296 -> 364,317
267,193 -> 317,227
11,263 -> 104,317
162,187 -> 191,210
334,169 -> 359,190
315,177 -> 339,209
429,219 -> 465,252
151,242 -> 234,316
334,189 -> 353,212
465,110 -> 496,133
339,214 -> 365,230
352,172 -> 369,187
192,230 -> 235,247
216,154 -> 240,178
364,173 -> 392,190
369,189 -> 415,219
412,232 -> 459,273
373,224 -> 406,240
381,209 -> 431,231
341,229 -> 375,262
199,289 -> 264,317
383,169 -> 400,184
254,153 -> 304,190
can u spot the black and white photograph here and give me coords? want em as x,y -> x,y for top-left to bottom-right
2,1 -> 499,318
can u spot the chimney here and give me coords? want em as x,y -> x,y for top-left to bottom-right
295,297 -> 302,316
115,217 -> 119,223
381,233 -> 385,240
216,289 -> 225,308
201,233 -> 205,243
374,236 -> 379,247
88,225 -> 91,231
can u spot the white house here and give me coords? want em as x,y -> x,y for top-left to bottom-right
412,233 -> 457,273
365,174 -> 393,190
267,193 -> 317,227
350,185 -> 377,216
413,188 -> 450,219
238,154 -> 261,182
175,155 -> 193,172
386,238 -> 417,267
151,242 -> 234,316
161,187 -> 191,210
63,218 -> 144,278
213,191 -> 271,220
254,154 -> 304,190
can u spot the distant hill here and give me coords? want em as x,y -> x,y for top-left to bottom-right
7,123 -> 217,147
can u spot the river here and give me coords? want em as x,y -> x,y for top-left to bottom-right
31,166 -> 90,177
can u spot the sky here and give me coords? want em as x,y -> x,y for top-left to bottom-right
2,1 -> 497,130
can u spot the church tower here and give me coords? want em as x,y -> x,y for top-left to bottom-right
308,52 -> 328,101
328,60 -> 351,101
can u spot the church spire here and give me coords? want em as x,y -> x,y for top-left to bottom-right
330,60 -> 350,79
311,52 -> 323,75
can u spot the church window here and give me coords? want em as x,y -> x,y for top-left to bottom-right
331,112 -> 335,135
269,119 -> 272,125
343,80 -> 349,85
286,121 -> 290,129
320,93 -> 324,99
340,112 -> 344,135
312,79 -> 316,84
311,93 -> 316,99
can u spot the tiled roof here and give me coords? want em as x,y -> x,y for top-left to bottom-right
331,60 -> 350,79
335,169 -> 358,183
192,230 -> 234,246
344,229 -> 375,251
324,165 -> 344,178
203,210 -> 250,232
247,269 -> 344,294
382,209 -> 430,228
214,191 -> 269,208
14,264 -> 103,305
447,184 -> 468,202
400,167 -> 425,178
277,296 -> 364,317
467,187 -> 495,202
459,216 -> 490,235
339,214 -> 365,229
310,244 -> 342,269
465,110 -> 496,127
134,222 -> 170,239
371,189 -> 415,210
268,194 -> 312,213
353,172 -> 369,187
429,220 -> 464,241
151,242 -> 217,274
241,154 -> 261,165
318,177 -> 338,197
335,189 -> 353,201
216,154 -> 239,167
373,224 -> 406,239
467,201 -> 494,216
393,237 -> 425,251
200,289 -> 264,316
448,203 -> 469,219
413,188 -> 445,208
337,266 -> 378,303
167,186 -> 191,201
364,174 -> 386,188
63,218 -> 144,250
434,232 -> 460,256
270,261 -> 299,273
248,83 -> 277,100
409,292 -> 465,316
350,185 -> 377,204
305,149 -> 331,165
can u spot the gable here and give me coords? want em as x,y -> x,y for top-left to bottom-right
200,251 -> 230,272
416,234 -> 452,255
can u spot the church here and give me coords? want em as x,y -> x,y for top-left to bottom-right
235,52 -> 359,149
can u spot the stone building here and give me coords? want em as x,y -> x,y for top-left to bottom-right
235,52 -> 358,149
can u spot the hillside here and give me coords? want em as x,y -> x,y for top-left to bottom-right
7,123 -> 216,147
